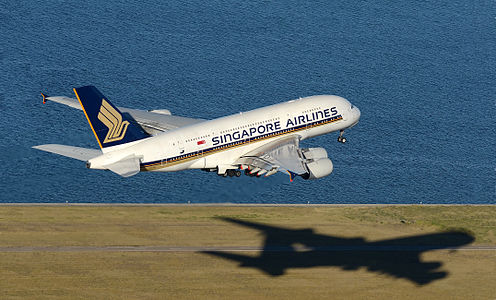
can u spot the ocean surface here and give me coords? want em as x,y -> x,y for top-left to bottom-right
1,1 -> 495,204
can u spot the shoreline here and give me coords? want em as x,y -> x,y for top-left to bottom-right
0,203 -> 494,207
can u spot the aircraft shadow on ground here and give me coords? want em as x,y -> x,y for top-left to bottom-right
202,217 -> 474,285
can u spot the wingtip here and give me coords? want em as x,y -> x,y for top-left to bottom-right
287,170 -> 297,182
41,92 -> 48,104
32,144 -> 50,150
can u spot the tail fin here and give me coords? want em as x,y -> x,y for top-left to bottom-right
73,86 -> 149,149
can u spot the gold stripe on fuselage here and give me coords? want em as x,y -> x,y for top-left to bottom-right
140,116 -> 343,172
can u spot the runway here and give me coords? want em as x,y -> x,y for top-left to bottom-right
0,245 -> 495,253
0,203 -> 495,206
0,205 -> 494,298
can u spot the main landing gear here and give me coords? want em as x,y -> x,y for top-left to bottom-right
337,130 -> 347,144
215,168 -> 263,178
220,169 -> 241,177
211,166 -> 276,179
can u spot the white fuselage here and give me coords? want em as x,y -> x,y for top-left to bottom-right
88,95 -> 360,172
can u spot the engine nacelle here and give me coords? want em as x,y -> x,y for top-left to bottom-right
302,147 -> 328,160
301,158 -> 333,180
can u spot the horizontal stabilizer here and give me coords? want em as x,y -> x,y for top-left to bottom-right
33,144 -> 101,161
103,154 -> 141,177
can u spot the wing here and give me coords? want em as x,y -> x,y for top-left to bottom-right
41,95 -> 205,135
236,135 -> 308,181
119,107 -> 205,134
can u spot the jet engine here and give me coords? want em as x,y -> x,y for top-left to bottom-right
301,148 -> 334,180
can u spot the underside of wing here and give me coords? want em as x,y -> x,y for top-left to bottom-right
236,136 -> 308,181
235,135 -> 335,181
41,95 -> 205,135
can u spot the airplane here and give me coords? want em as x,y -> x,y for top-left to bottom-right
33,86 -> 360,181
203,217 -> 474,285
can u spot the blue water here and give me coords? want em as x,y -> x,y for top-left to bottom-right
1,1 -> 495,203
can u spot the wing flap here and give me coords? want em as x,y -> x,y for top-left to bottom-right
33,144 -> 101,161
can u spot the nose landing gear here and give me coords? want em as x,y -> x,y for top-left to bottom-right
337,130 -> 347,143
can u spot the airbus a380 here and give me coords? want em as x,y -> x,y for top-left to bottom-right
34,86 -> 360,181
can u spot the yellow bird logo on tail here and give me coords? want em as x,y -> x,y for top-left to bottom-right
97,99 -> 129,143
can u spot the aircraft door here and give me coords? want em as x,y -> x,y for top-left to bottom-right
177,140 -> 185,156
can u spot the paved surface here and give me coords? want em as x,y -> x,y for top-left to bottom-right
0,245 -> 495,252
0,203 -> 495,207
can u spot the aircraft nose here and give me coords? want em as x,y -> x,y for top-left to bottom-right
354,106 -> 361,120
351,105 -> 360,124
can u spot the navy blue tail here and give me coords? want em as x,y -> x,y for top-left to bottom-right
74,86 -> 149,149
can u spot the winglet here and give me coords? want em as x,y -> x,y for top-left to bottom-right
287,171 -> 298,182
41,92 -> 48,104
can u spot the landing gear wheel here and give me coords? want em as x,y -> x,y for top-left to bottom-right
227,169 -> 237,177
235,170 -> 241,177
338,130 -> 347,144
